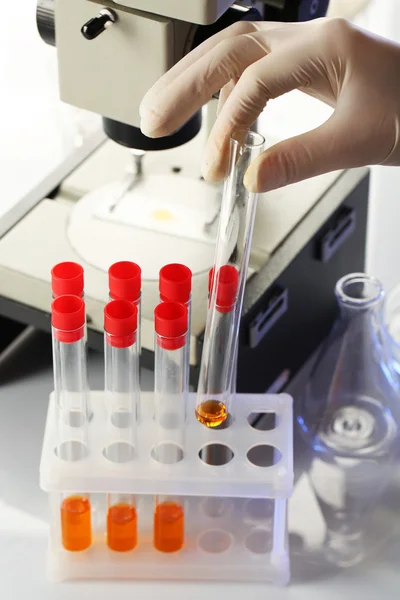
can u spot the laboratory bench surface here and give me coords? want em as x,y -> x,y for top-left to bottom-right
0,329 -> 399,600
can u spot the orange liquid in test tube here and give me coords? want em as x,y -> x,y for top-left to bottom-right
61,495 -> 92,551
107,503 -> 138,552
154,501 -> 184,552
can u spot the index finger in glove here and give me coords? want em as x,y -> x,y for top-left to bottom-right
139,22 -> 287,137
140,32 -> 268,137
141,21 -> 259,109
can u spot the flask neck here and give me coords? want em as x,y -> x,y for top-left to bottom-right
336,274 -> 385,321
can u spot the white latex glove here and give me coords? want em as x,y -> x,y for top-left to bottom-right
140,18 -> 400,192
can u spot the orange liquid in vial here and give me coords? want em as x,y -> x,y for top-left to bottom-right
61,495 -> 92,551
154,501 -> 184,552
107,503 -> 137,552
195,400 -> 227,428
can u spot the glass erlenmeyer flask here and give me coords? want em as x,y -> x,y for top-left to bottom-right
298,273 -> 400,567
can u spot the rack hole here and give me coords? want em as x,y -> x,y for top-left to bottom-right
246,445 -> 281,468
152,442 -> 184,464
248,412 -> 277,431
199,530 -> 232,554
103,442 -> 135,463
201,497 -> 232,518
245,529 -> 272,554
245,498 -> 274,521
199,443 -> 234,466
55,441 -> 88,461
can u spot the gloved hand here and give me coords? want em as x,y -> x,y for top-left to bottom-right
140,18 -> 400,192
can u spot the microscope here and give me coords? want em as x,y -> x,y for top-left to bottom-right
36,1 -> 330,151
0,0 -> 370,396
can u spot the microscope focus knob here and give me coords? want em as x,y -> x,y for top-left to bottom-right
81,8 -> 117,41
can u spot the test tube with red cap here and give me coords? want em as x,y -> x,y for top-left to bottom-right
159,263 -> 192,386
196,129 -> 264,427
51,262 -> 93,418
108,261 -> 142,398
153,301 -> 188,553
208,267 -> 238,397
103,299 -> 139,551
51,262 -> 84,298
51,295 -> 92,552
108,261 -> 141,306
196,266 -> 239,426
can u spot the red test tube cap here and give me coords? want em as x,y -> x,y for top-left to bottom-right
109,261 -> 141,303
51,295 -> 85,343
159,264 -> 192,304
155,302 -> 188,350
216,265 -> 239,313
51,262 -> 84,298
104,300 -> 138,348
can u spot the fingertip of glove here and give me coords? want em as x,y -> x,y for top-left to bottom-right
139,120 -> 157,138
243,165 -> 259,193
244,155 -> 285,193
139,100 -> 161,137
139,112 -> 158,138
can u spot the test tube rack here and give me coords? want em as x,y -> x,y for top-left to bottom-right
40,390 -> 293,585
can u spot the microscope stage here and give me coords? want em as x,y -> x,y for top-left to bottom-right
68,173 -> 232,281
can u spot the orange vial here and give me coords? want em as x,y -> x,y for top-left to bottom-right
195,399 -> 227,428
107,502 -> 137,552
61,495 -> 92,551
154,500 -> 184,552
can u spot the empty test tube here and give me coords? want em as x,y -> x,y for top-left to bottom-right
104,300 -> 139,551
196,130 -> 264,427
109,261 -> 142,399
159,263 -> 192,387
51,262 -> 84,298
52,262 -> 92,419
153,301 -> 188,552
51,295 -> 91,552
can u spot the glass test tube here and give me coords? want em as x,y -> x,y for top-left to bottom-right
104,299 -> 139,551
196,130 -> 264,427
108,261 -> 142,407
153,301 -> 188,552
51,262 -> 93,419
208,267 -> 238,397
51,295 -> 91,552
159,263 -> 192,389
